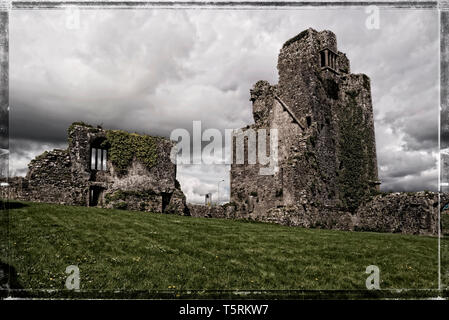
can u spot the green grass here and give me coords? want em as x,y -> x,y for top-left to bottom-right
0,201 -> 442,298
441,213 -> 449,291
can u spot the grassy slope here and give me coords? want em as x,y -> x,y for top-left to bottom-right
0,201 -> 441,297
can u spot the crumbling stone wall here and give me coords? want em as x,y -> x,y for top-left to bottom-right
2,149 -> 78,204
231,28 -> 379,219
225,28 -> 437,235
3,122 -> 188,215
190,192 -> 443,235
188,204 -> 233,219
354,192 -> 441,235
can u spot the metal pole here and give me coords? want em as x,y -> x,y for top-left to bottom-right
218,179 -> 224,205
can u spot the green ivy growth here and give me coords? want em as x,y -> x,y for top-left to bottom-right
104,190 -> 127,203
67,121 -> 93,135
337,93 -> 376,212
113,201 -> 128,210
102,130 -> 158,175
324,78 -> 339,100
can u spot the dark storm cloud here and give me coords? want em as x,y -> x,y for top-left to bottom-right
442,118 -> 449,150
9,138 -> 67,176
9,9 -> 440,201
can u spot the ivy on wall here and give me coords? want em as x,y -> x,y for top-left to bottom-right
101,130 -> 158,175
337,91 -> 375,212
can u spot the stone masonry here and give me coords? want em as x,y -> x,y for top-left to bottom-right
2,122 -> 189,215
190,28 -> 440,236
2,28 -> 442,235
230,28 -> 379,218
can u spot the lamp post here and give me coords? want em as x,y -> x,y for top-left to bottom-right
218,179 -> 224,205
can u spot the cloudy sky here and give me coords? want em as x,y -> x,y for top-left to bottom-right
9,7 -> 439,203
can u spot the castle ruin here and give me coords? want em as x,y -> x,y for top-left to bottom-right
230,28 -> 379,218
1,28 -> 443,235
190,28 -> 442,235
2,123 -> 188,215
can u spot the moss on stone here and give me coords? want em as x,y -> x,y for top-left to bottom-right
32,151 -> 49,162
104,190 -> 126,203
308,136 -> 317,148
67,122 -> 94,145
88,127 -> 101,134
67,121 -> 93,134
113,201 -> 128,210
105,189 -> 158,204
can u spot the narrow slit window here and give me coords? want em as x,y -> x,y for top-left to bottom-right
96,148 -> 101,170
91,148 -> 96,170
320,49 -> 338,70
320,51 -> 326,67
306,116 -> 312,127
91,147 -> 108,171
102,149 -> 107,170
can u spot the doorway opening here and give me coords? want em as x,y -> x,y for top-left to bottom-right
161,192 -> 173,212
89,186 -> 104,207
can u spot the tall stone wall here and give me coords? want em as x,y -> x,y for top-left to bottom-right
230,28 -> 379,220
337,74 -> 379,211
2,149 -> 78,205
225,28 -> 441,236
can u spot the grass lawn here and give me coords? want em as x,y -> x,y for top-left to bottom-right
0,201 -> 442,298
441,212 -> 449,291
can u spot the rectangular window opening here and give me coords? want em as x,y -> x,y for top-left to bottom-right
91,147 -> 108,171
320,51 -> 326,67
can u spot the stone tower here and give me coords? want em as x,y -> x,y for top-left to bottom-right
230,28 -> 379,222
